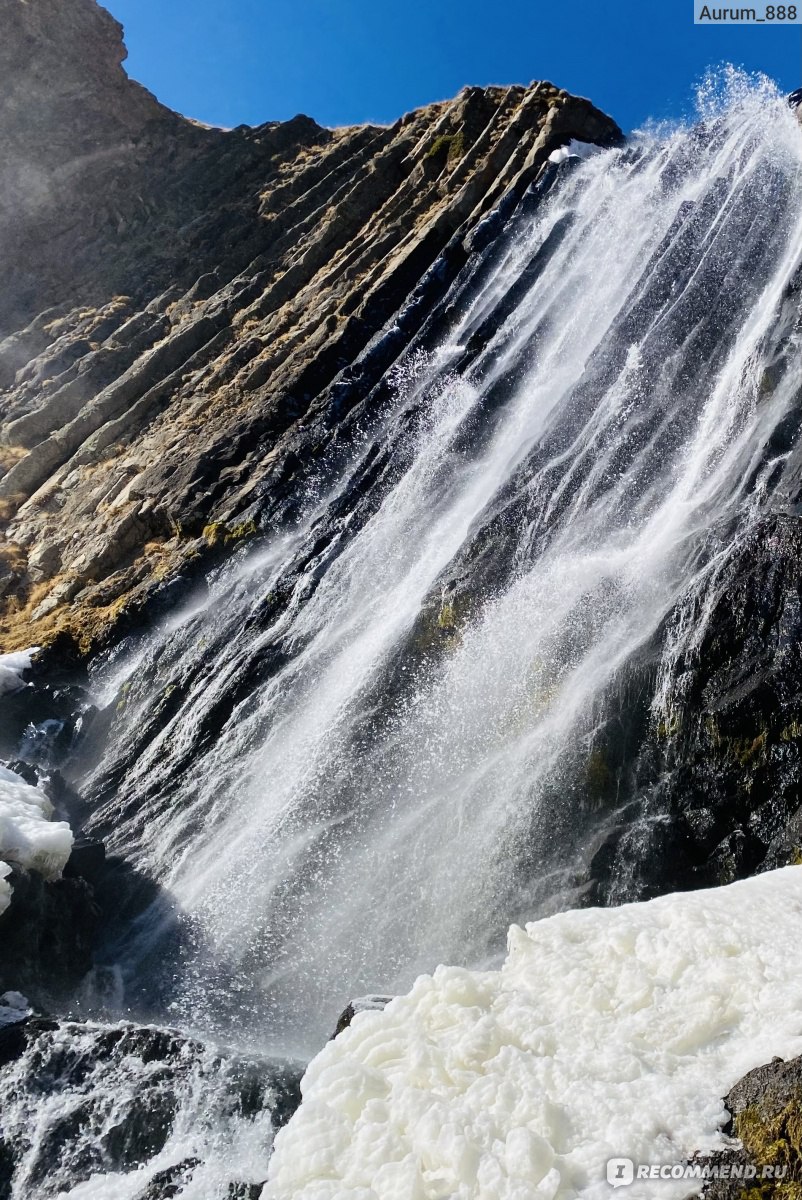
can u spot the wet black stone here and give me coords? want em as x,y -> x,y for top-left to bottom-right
62,838 -> 106,883
0,1018 -> 303,1200
0,869 -> 100,1002
333,995 -> 393,1039
141,1157 -> 201,1200
690,1054 -> 802,1199
3,760 -> 38,786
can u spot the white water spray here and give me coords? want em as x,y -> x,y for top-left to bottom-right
77,74 -> 802,1060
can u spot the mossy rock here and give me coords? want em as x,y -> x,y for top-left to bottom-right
701,1056 -> 802,1199
735,1097 -> 802,1173
424,131 -> 466,166
407,587 -> 479,659
202,519 -> 258,547
584,749 -> 614,804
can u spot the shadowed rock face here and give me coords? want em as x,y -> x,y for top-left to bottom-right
582,513 -> 802,905
0,866 -> 100,1003
0,0 -> 209,330
0,0 -> 622,657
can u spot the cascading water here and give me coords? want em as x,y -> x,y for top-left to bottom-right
63,75 -> 802,1068
5,75 -> 799,1200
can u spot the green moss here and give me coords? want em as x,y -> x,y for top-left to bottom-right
585,749 -> 614,803
437,601 -> 457,630
735,1096 -> 802,1175
411,590 -> 475,656
656,709 -> 683,739
702,1098 -> 802,1198
704,716 -> 768,766
202,519 -> 258,547
226,519 -> 258,542
202,521 -> 226,547
732,731 -> 767,766
737,1185 -> 802,1200
424,131 -> 466,166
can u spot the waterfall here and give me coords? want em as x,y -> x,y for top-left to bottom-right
69,73 -> 802,1061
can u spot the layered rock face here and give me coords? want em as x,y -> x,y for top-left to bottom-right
0,0 -> 622,655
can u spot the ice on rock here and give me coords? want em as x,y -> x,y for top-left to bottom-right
0,764 -> 73,909
547,139 -> 597,164
264,868 -> 802,1200
0,991 -> 31,1026
0,647 -> 38,697
0,862 -> 11,917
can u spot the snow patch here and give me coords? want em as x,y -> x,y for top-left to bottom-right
0,647 -> 38,697
0,991 -> 31,1026
0,862 -> 11,918
264,868 -> 802,1200
0,764 -> 73,910
548,139 -> 598,164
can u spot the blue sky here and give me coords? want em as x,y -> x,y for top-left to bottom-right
104,0 -> 801,134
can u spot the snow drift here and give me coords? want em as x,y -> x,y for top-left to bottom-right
0,648 -> 38,698
265,868 -> 802,1200
0,763 -> 73,914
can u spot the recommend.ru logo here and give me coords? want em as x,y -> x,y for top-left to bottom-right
607,1158 -> 789,1186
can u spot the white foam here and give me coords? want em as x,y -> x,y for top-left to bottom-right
0,647 -> 38,697
0,765 -> 73,907
265,868 -> 802,1200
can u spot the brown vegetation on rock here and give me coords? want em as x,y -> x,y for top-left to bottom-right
0,0 -> 622,656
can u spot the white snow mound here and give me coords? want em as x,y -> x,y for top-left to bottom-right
547,139 -> 598,164
264,867 -> 802,1200
0,764 -> 73,913
0,647 -> 38,697
0,862 -> 11,918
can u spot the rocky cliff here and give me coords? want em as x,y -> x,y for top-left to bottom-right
0,0 -> 622,657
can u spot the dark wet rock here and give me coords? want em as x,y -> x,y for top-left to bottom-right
62,837 -> 106,883
0,867 -> 100,1002
266,1061 -> 304,1131
0,1017 -> 303,1200
140,1158 -> 201,1200
695,1054 -> 802,1198
333,994 -> 393,1038
0,1019 -> 41,1070
725,1055 -> 802,1126
579,510 -> 802,905
0,667 -> 93,766
2,759 -> 37,787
